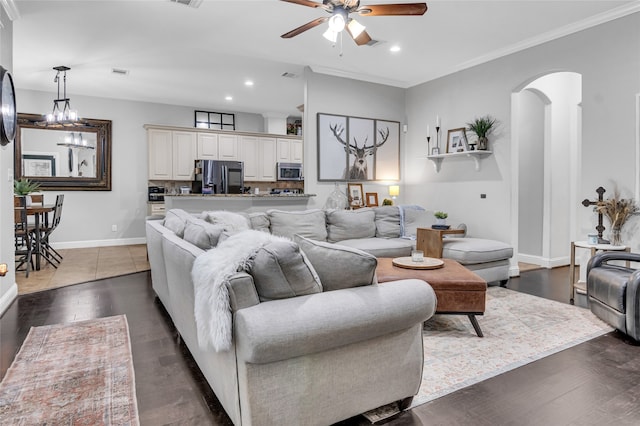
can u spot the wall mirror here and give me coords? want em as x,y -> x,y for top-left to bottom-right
15,113 -> 112,190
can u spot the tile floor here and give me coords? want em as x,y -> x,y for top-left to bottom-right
15,244 -> 150,295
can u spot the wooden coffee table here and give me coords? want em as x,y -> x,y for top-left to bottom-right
376,258 -> 487,337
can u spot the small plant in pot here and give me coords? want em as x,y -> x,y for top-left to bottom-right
434,211 -> 448,226
466,115 -> 497,150
14,178 -> 41,206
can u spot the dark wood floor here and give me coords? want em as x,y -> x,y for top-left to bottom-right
2,267 -> 640,425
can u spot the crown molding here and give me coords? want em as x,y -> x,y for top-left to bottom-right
407,2 -> 640,87
0,0 -> 20,21
309,64 -> 411,89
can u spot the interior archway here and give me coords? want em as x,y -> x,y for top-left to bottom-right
512,72 -> 582,269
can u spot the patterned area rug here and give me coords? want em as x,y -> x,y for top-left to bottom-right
412,286 -> 613,408
0,315 -> 139,425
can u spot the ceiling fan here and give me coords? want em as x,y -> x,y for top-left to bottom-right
280,0 -> 428,46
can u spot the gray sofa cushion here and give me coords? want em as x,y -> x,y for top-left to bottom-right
442,237 -> 514,264
294,235 -> 377,292
163,208 -> 193,238
374,206 -> 401,238
326,208 -> 376,243
337,237 -> 414,258
248,239 -> 322,301
183,218 -> 225,250
203,210 -> 251,232
267,209 -> 327,241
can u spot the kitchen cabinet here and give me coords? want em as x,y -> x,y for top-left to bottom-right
148,129 -> 196,181
218,134 -> 239,160
241,136 -> 276,181
277,137 -> 303,163
197,132 -> 218,159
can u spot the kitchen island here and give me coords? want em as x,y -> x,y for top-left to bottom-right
164,193 -> 316,214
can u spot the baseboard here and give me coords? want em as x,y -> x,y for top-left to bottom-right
51,237 -> 147,250
0,283 -> 18,317
517,254 -> 569,268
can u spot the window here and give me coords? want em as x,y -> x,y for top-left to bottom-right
194,110 -> 235,130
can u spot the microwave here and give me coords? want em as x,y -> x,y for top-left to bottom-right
277,162 -> 303,181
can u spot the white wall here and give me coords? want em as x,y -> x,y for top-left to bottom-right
0,7 -> 15,314
16,89 -> 265,248
404,12 -> 640,268
303,69 -> 407,208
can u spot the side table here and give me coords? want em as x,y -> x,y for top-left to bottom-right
569,240 -> 629,304
416,227 -> 465,258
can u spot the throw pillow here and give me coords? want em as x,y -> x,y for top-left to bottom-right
203,210 -> 251,232
248,212 -> 270,232
162,208 -> 193,238
267,209 -> 327,241
374,206 -> 401,238
248,239 -> 322,301
183,218 -> 225,250
294,234 -> 377,292
402,208 -> 434,238
325,208 -> 376,243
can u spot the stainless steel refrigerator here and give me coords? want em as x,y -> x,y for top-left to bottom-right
193,160 -> 244,194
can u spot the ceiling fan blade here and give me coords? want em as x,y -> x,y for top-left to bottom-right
357,3 -> 428,16
280,0 -> 326,9
346,27 -> 372,46
281,17 -> 329,39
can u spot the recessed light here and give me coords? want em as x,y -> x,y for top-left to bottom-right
245,80 -> 254,86
225,96 -> 233,101
390,45 -> 401,53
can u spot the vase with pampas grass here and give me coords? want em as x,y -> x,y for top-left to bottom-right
595,190 -> 639,246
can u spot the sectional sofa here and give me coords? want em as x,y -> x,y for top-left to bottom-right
146,208 -> 437,425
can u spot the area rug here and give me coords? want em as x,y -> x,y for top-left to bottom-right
412,286 -> 613,408
0,315 -> 140,425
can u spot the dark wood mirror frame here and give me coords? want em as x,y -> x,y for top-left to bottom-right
15,113 -> 112,191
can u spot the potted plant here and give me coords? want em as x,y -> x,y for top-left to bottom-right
466,115 -> 497,150
14,178 -> 41,206
434,211 -> 448,226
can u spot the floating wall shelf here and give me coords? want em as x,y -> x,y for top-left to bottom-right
425,150 -> 492,173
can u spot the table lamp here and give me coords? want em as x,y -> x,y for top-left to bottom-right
389,185 -> 400,201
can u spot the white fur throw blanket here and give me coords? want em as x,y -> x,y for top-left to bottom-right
191,230 -> 290,352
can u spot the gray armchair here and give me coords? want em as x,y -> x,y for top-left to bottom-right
586,252 -> 640,341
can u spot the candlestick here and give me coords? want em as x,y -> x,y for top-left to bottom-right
435,125 -> 441,151
427,136 -> 431,153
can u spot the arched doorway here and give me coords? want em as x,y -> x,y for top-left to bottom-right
511,72 -> 582,268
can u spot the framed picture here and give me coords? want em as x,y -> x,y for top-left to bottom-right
22,154 -> 56,177
446,128 -> 469,153
317,113 -> 400,181
431,147 -> 440,155
365,192 -> 379,207
347,183 -> 364,208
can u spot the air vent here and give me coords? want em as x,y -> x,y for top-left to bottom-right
281,72 -> 298,79
111,68 -> 129,76
169,0 -> 203,8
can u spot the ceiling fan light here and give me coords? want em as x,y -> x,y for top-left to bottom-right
347,19 -> 366,38
323,28 -> 338,43
328,14 -> 345,32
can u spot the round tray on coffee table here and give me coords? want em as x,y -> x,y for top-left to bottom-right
392,257 -> 444,270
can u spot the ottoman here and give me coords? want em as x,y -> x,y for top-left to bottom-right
376,258 -> 487,336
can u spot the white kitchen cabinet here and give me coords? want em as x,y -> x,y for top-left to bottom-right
148,129 -> 196,181
241,136 -> 276,181
197,132 -> 218,160
218,133 -> 239,160
277,137 -> 303,163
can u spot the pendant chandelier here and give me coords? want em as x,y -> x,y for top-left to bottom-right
43,65 -> 82,127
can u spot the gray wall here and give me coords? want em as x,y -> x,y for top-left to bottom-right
404,12 -> 640,266
303,69 -> 407,208
16,89 -> 265,248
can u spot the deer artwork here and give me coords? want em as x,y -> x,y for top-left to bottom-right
329,123 -> 390,180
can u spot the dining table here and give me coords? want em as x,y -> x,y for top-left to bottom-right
18,203 -> 55,271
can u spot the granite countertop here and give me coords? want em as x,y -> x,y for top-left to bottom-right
165,193 -> 315,198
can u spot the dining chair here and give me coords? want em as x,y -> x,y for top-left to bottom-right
14,196 -> 34,277
38,194 -> 64,267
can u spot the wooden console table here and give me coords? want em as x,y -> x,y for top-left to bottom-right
416,227 -> 465,258
569,240 -> 629,304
